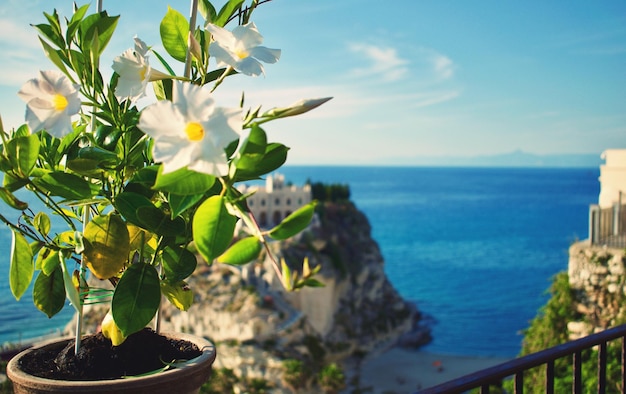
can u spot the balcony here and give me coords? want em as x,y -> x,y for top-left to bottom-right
417,324 -> 626,393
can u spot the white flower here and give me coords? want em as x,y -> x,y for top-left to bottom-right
138,81 -> 242,176
207,22 -> 280,76
112,37 -> 169,102
17,70 -> 81,137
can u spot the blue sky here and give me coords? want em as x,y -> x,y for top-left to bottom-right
0,0 -> 624,165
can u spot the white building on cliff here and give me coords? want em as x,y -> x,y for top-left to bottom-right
598,149 -> 626,208
589,149 -> 626,247
238,173 -> 312,228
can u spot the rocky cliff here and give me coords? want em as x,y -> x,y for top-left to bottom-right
72,201 -> 431,392
567,241 -> 626,339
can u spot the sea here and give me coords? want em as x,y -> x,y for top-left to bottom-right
0,166 -> 599,358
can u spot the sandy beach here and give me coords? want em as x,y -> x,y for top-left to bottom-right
354,348 -> 511,393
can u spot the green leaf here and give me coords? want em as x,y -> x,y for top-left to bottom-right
161,281 -> 193,311
153,166 -> 216,195
234,124 -> 267,172
192,195 -> 237,263
78,146 -> 119,166
112,262 -> 161,337
33,266 -> 66,318
169,193 -> 205,219
162,246 -> 197,283
0,187 -> 28,210
66,158 -> 105,177
37,247 -> 61,275
114,192 -> 155,227
32,171 -> 94,200
235,143 -> 289,181
136,206 -> 187,236
129,165 -> 159,187
38,37 -> 70,76
66,4 -> 90,43
217,236 -> 262,266
79,12 -> 119,56
59,257 -> 81,314
34,212 -> 51,235
298,278 -> 325,288
269,201 -> 316,240
6,134 -> 40,178
10,231 -> 34,300
32,23 -> 65,49
160,7 -> 189,62
281,259 -> 293,291
215,0 -> 245,27
198,0 -> 217,23
57,125 -> 83,157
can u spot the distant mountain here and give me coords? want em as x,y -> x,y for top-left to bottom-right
382,150 -> 603,168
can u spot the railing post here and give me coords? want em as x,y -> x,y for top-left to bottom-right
613,201 -> 621,236
622,336 -> 626,394
515,372 -> 523,394
590,204 -> 600,245
546,360 -> 554,394
598,341 -> 607,394
573,350 -> 582,394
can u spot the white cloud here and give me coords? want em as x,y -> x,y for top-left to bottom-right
431,53 -> 455,80
347,43 -> 409,82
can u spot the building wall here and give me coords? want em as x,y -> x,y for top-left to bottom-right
599,149 -> 626,208
238,174 -> 312,228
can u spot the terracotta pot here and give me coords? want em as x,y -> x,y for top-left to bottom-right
7,331 -> 216,394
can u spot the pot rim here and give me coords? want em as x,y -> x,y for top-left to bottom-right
6,331 -> 216,389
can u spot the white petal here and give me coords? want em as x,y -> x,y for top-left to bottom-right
203,107 -> 242,149
232,23 -> 263,48
248,46 -> 281,64
236,57 -> 264,76
174,81 -> 215,121
139,100 -> 184,139
134,37 -> 149,56
208,42 -> 239,68
158,139 -> 197,174
188,150 -> 229,176
206,24 -> 235,48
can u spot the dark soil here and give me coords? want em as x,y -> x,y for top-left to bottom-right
17,328 -> 202,381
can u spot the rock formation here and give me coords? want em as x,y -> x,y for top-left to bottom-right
567,241 -> 626,340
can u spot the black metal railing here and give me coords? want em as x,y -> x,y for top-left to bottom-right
589,203 -> 626,249
417,324 -> 626,394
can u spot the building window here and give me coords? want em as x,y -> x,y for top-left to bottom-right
261,199 -> 266,206
273,211 -> 281,224
298,198 -> 302,205
275,198 -> 280,205
249,200 -> 254,207
286,198 -> 291,206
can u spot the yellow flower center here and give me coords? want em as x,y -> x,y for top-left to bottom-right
235,49 -> 249,60
185,122 -> 204,141
139,66 -> 147,81
52,94 -> 68,111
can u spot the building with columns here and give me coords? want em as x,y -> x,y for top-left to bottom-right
238,173 -> 312,228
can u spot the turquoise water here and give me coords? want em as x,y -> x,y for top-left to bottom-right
278,166 -> 599,357
0,166 -> 599,357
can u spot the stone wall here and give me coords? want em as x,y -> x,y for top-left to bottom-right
567,240 -> 626,339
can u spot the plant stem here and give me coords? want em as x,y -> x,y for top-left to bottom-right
184,0 -> 199,79
74,207 -> 90,355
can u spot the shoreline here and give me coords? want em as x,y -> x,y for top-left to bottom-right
352,347 -> 512,393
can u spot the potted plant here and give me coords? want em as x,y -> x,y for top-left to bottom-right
3,0 -> 329,392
